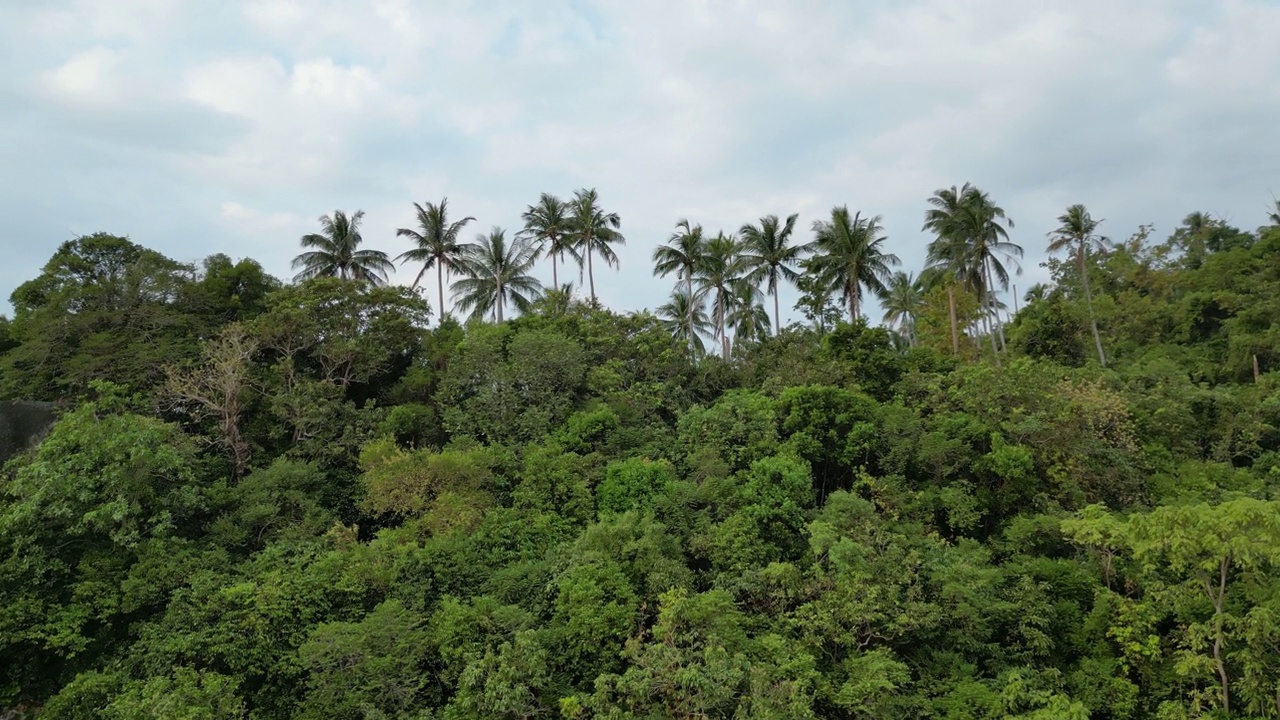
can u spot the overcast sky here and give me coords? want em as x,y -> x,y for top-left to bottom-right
3,0 -> 1278,324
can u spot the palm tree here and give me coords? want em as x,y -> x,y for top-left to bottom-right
881,271 -> 923,346
694,232 -> 744,361
394,198 -> 475,320
657,289 -> 712,356
964,189 -> 1021,358
809,206 -> 899,321
653,219 -> 707,352
519,193 -> 578,291
739,213 -> 805,334
726,278 -> 771,348
1024,283 -> 1051,304
568,188 -> 625,304
292,210 -> 393,285
450,228 -> 543,323
1268,198 -> 1280,226
924,184 -> 1020,362
1048,204 -> 1110,366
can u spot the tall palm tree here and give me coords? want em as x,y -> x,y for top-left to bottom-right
881,271 -> 923,346
657,289 -> 712,357
1268,198 -> 1280,226
519,193 -> 578,291
394,198 -> 475,320
653,219 -> 707,352
740,213 -> 805,334
809,206 -> 899,321
694,232 -> 744,361
1048,204 -> 1110,366
963,189 -> 1021,358
450,228 -> 543,323
292,210 -> 393,286
924,184 -> 1020,362
568,188 -> 625,304
726,278 -> 771,348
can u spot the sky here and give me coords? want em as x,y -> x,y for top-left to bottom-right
2,0 -> 1279,325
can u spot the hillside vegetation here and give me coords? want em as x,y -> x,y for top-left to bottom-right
4,199 -> 1280,718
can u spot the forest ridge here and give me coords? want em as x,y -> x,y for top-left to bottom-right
3,191 -> 1280,717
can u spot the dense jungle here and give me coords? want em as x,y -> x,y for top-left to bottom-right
4,190 -> 1280,719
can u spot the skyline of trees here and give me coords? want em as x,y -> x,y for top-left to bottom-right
285,183 -> 1127,362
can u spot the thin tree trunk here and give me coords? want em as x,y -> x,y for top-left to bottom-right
1212,556 -> 1231,715
1012,284 -> 1020,314
982,261 -> 1001,366
850,282 -> 859,323
719,291 -> 729,361
773,281 -> 781,336
437,263 -> 446,324
496,283 -> 504,324
948,285 -> 959,356
688,274 -> 695,354
1080,244 -> 1106,366
587,238 -> 596,303
551,249 -> 559,291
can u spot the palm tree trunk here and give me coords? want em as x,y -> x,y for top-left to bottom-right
551,251 -> 559,291
437,263 -> 446,324
948,285 -> 959,356
984,260 -> 1009,354
981,262 -> 1001,367
849,282 -> 859,322
719,293 -> 729,361
496,283 -> 504,324
1080,244 -> 1106,366
587,239 -> 596,304
687,274 -> 696,354
773,281 -> 781,336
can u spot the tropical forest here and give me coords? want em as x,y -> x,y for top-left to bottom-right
4,185 -> 1280,719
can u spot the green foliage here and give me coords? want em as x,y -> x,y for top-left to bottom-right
595,457 -> 676,515
8,219 -> 1280,718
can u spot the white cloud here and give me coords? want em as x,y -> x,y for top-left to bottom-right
5,0 -> 1280,321
42,46 -> 125,106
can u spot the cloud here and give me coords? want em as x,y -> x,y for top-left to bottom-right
2,0 -> 1279,324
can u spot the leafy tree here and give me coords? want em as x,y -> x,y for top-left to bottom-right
1048,204 -> 1110,365
739,213 -> 805,334
3,234 -> 197,399
0,388 -> 207,701
808,206 -> 899,321
568,188 -> 625,305
291,210 -> 393,286
296,599 -> 432,718
450,227 -> 543,324
395,197 -> 476,321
